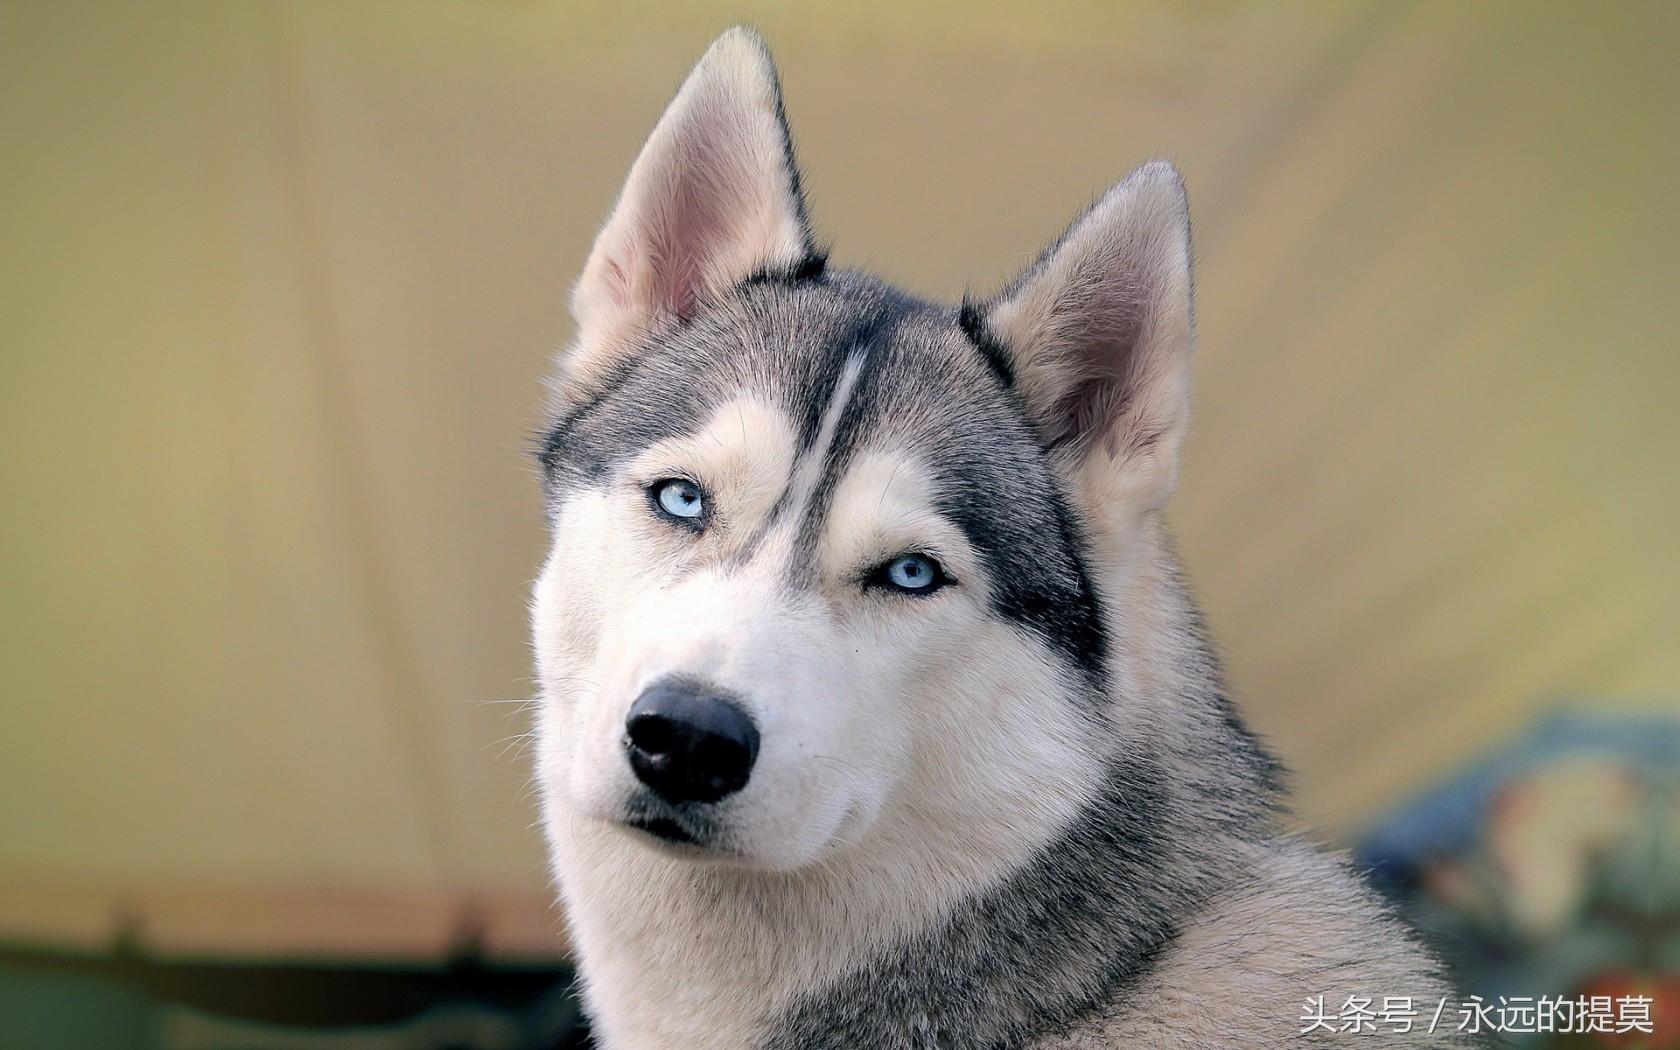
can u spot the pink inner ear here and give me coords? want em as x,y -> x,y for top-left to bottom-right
1041,267 -> 1152,452
653,203 -> 707,321
603,257 -> 630,309
576,33 -> 813,338
643,133 -> 748,323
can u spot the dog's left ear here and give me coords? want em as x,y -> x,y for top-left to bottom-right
566,27 -> 816,392
970,160 -> 1194,513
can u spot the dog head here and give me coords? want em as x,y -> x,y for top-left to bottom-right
533,29 -> 1194,872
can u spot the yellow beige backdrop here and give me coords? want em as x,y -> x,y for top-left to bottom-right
1,0 -> 1675,961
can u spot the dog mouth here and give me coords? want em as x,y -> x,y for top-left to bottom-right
616,795 -> 730,855
625,814 -> 699,846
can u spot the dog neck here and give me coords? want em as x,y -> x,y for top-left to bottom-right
756,751 -> 1274,1048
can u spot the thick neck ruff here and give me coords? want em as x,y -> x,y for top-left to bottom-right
752,752 -> 1272,1049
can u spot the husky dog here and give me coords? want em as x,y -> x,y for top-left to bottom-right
532,28 -> 1465,1050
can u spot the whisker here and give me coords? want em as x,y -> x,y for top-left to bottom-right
489,730 -> 539,763
875,459 -> 905,514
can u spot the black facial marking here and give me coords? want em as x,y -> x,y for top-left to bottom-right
938,473 -> 1108,684
782,312 -> 902,574
739,249 -> 829,289
726,304 -> 895,562
792,299 -> 895,451
957,296 -> 1016,388
540,374 -> 702,502
536,350 -> 653,499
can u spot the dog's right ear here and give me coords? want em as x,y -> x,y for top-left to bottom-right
564,27 -> 816,393
967,161 -> 1195,516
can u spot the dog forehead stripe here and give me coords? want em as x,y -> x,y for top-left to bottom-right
780,347 -> 867,532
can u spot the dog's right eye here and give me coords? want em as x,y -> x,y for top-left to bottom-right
649,477 -> 707,529
869,552 -> 952,597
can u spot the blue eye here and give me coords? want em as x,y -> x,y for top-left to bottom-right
651,478 -> 705,526
877,553 -> 947,596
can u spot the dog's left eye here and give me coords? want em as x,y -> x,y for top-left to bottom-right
650,477 -> 706,528
872,553 -> 949,596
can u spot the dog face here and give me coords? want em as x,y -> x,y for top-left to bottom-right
533,29 -> 1194,873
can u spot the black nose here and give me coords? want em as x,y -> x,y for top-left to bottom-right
624,679 -> 759,805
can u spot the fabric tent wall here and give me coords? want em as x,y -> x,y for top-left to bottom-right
2,0 -> 1675,958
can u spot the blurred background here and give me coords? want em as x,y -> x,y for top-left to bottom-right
1,2 -> 1675,1047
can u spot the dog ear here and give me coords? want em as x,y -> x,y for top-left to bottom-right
969,160 -> 1194,511
566,28 -> 816,388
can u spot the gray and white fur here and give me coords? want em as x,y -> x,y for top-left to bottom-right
529,28 -> 1468,1049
